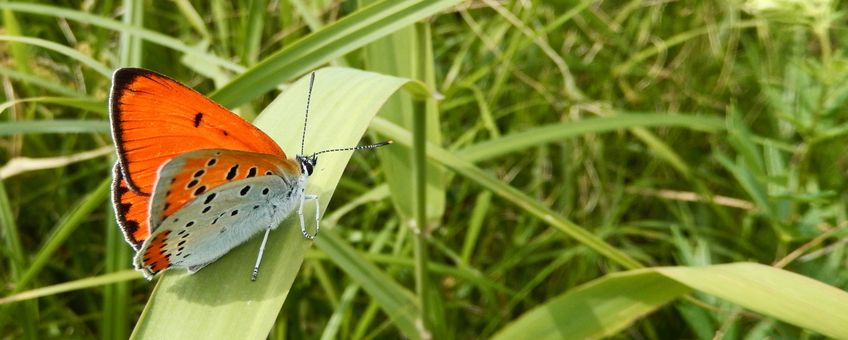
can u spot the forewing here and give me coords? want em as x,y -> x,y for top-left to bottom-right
147,149 -> 299,229
134,176 -> 298,278
109,68 -> 286,195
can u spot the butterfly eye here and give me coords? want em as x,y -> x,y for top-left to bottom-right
300,160 -> 313,176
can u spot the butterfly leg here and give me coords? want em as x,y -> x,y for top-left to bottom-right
298,193 -> 320,240
251,227 -> 273,281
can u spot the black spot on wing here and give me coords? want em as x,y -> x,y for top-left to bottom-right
240,185 -> 251,196
204,193 -> 216,204
207,158 -> 217,167
231,210 -> 239,216
193,112 -> 203,127
187,179 -> 199,189
226,164 -> 238,180
194,169 -> 205,178
202,206 -> 212,213
194,185 -> 206,196
262,188 -> 269,195
247,167 -> 257,178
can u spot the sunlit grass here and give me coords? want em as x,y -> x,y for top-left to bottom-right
1,1 -> 847,339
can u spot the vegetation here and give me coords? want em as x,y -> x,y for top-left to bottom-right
1,0 -> 847,339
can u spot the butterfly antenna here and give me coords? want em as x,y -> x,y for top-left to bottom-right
312,140 -> 393,157
301,72 -> 316,156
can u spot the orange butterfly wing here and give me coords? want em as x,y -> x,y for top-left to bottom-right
111,163 -> 151,250
109,68 -> 286,195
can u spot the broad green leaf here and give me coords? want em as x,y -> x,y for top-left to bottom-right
363,19 -> 446,223
131,67 -> 427,339
493,263 -> 848,339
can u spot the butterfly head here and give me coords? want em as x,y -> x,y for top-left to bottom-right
296,154 -> 317,176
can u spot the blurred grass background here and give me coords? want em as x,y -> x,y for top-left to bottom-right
1,0 -> 848,339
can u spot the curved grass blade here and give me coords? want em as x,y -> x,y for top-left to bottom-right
492,263 -> 848,339
0,66 -> 82,97
130,67 -> 427,339
0,35 -> 111,77
0,97 -> 105,115
0,271 -> 140,305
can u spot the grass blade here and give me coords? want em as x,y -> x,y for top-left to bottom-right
493,263 -> 848,339
0,2 -> 244,72
210,0 -> 462,107
0,271 -> 140,305
0,35 -> 111,77
315,230 -> 420,339
456,114 -> 724,163
371,117 -> 644,270
0,120 -> 109,136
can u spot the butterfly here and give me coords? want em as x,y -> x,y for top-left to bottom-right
109,68 -> 390,281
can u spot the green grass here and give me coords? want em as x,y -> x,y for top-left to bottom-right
2,1 -> 848,339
